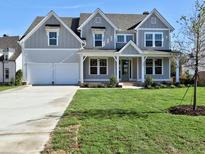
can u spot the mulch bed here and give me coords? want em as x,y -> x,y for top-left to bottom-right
169,105 -> 205,116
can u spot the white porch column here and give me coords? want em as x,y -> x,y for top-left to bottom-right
176,56 -> 180,83
80,55 -> 84,84
116,56 -> 120,82
141,56 -> 145,83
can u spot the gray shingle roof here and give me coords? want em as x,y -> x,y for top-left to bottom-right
0,36 -> 21,61
79,13 -> 147,31
22,16 -> 80,39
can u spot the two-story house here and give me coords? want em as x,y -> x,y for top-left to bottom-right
19,8 -> 179,85
0,35 -> 22,84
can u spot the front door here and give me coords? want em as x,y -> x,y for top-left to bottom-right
121,60 -> 130,81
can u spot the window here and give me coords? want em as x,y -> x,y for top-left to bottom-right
5,68 -> 9,79
95,17 -> 101,23
145,34 -> 153,47
48,32 -> 58,46
151,17 -> 156,24
90,59 -> 98,75
155,59 -> 163,74
90,58 -> 107,75
126,35 -> 134,42
117,34 -> 133,43
117,35 -> 124,43
145,33 -> 163,47
146,59 -> 153,75
155,34 -> 163,47
99,59 -> 107,75
94,33 -> 103,47
4,55 -> 8,61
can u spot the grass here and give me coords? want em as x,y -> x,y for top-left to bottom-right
0,86 -> 16,91
45,87 -> 205,154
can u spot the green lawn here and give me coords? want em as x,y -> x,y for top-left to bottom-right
45,88 -> 205,154
0,86 -> 16,91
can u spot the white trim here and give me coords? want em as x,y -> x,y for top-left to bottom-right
116,34 -> 134,43
135,9 -> 175,31
20,11 -> 84,45
84,79 -> 109,82
92,30 -> 105,48
78,8 -> 118,30
24,48 -> 80,51
47,31 -> 59,46
119,40 -> 143,54
144,32 -> 164,48
88,57 -> 108,75
137,57 -> 139,81
169,58 -> 171,79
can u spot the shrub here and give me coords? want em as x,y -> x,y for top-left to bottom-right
170,85 -> 176,88
160,84 -> 167,88
177,84 -> 186,88
109,76 -> 117,87
145,76 -> 153,88
15,70 -> 23,86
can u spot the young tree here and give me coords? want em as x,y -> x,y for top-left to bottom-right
174,0 -> 205,111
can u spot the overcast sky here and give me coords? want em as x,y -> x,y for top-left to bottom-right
0,0 -> 195,36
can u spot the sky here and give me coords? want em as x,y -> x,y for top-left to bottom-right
0,0 -> 195,36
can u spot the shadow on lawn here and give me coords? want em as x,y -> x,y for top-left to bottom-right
64,109 -> 166,120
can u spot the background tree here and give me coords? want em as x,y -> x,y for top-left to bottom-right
174,0 -> 205,111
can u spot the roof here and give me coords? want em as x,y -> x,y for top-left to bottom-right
79,13 -> 147,31
22,16 -> 80,39
0,36 -> 21,61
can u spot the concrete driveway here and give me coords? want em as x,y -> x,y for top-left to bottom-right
0,86 -> 78,154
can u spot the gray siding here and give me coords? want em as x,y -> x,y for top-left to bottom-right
138,30 -> 170,50
138,57 -> 170,80
132,58 -> 137,79
82,13 -> 115,49
83,57 -> 114,80
25,15 -> 81,48
140,14 -> 168,29
121,45 -> 140,55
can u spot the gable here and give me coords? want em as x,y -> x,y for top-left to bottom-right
120,44 -> 141,55
24,14 -> 82,48
78,9 -> 118,30
140,14 -> 168,29
20,11 -> 83,46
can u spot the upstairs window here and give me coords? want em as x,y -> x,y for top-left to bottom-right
117,34 -> 133,43
48,32 -> 58,46
94,33 -> 103,47
145,33 -> 163,47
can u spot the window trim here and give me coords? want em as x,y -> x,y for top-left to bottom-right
116,34 -> 134,43
89,58 -> 108,75
144,32 -> 163,48
92,30 -> 105,48
47,31 -> 59,46
145,58 -> 163,75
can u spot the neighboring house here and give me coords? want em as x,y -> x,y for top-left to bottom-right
19,8 -> 179,85
0,35 -> 22,84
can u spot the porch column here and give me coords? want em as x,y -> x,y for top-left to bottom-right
141,56 -> 145,83
80,55 -> 84,84
176,56 -> 180,83
116,56 -> 120,82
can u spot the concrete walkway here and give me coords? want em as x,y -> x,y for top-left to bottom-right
0,86 -> 78,154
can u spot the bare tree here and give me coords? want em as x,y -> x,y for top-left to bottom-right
174,0 -> 205,111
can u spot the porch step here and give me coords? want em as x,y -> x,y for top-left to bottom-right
120,82 -> 137,86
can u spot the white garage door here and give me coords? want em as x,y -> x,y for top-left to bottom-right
27,63 -> 79,85
55,63 -> 79,84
